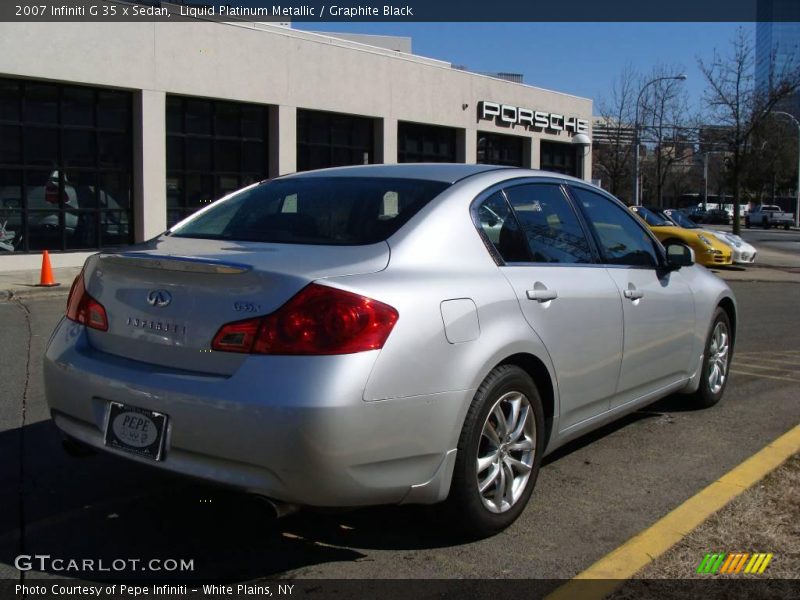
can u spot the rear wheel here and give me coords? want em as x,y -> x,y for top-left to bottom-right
446,365 -> 544,538
692,308 -> 733,408
763,218 -> 770,229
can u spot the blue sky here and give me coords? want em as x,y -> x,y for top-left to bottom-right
294,22 -> 754,114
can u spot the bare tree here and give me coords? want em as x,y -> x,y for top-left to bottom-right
699,27 -> 800,234
592,66 -> 637,201
742,118 -> 797,202
639,65 -> 697,207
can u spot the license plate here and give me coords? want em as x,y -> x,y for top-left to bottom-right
104,402 -> 168,461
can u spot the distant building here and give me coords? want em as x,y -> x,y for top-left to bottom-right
591,116 -> 635,146
756,0 -> 800,115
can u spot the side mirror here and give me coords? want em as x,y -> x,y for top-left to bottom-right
664,242 -> 695,270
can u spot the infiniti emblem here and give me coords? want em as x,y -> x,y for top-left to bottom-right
146,290 -> 172,308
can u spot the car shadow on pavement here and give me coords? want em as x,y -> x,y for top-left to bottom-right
0,419 -> 367,582
0,393 -> 706,580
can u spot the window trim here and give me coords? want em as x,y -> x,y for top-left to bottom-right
470,176 -> 602,267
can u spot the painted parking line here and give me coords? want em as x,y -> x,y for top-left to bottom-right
732,363 -> 797,373
544,424 -> 800,600
730,370 -> 800,383
737,357 -> 800,366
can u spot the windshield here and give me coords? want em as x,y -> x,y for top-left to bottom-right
633,206 -> 671,227
664,209 -> 699,229
170,177 -> 450,245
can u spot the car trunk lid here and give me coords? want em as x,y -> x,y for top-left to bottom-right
83,236 -> 390,375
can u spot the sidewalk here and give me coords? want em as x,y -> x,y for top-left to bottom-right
0,265 -> 83,300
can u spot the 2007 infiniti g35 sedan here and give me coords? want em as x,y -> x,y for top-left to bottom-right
45,164 -> 736,537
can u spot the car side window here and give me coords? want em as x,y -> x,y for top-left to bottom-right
569,186 -> 660,268
474,191 -> 530,262
503,183 -> 592,264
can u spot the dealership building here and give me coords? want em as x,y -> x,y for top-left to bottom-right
0,5 -> 593,269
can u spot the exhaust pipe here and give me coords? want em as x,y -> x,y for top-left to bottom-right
253,495 -> 299,519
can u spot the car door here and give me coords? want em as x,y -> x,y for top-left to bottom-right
568,185 -> 696,408
475,182 -> 624,430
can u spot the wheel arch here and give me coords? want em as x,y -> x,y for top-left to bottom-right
495,353 -> 556,445
717,296 -> 737,348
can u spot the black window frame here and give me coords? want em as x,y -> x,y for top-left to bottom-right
476,131 -> 526,167
540,140 -> 580,177
0,77 -> 134,253
296,109 -> 375,173
397,121 -> 458,163
165,95 -> 270,227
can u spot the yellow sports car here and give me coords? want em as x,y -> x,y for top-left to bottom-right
629,206 -> 732,267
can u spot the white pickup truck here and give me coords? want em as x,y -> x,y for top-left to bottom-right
745,205 -> 794,229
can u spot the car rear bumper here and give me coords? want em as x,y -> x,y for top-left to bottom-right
44,318 -> 465,507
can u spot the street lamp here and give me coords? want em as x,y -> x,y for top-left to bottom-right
632,74 -> 687,206
772,110 -> 800,229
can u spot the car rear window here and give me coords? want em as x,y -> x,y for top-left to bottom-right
170,177 -> 450,245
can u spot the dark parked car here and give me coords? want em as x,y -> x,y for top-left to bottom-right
702,208 -> 731,225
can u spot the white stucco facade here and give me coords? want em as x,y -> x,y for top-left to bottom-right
0,12 -> 592,268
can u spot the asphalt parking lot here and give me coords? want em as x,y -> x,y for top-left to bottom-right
0,275 -> 798,584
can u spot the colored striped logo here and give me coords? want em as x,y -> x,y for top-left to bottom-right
696,552 -> 773,574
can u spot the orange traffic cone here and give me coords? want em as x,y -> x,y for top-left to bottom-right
37,250 -> 60,287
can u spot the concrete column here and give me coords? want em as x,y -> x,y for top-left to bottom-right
133,89 -> 166,242
380,117 -> 397,164
522,137 -> 534,169
269,105 -> 296,177
457,128 -> 476,164
529,138 -> 541,170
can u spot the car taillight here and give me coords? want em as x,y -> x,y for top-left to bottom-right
66,271 -> 108,331
212,283 -> 398,355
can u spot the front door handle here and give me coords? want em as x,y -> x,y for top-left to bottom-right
623,288 -> 644,300
526,288 -> 558,302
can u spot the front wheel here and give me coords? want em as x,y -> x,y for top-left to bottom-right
692,308 -> 733,408
446,365 -> 545,538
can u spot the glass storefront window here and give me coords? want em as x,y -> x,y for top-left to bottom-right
477,132 -> 525,167
540,140 -> 581,177
0,77 -> 133,253
165,95 -> 269,227
397,122 -> 458,163
296,109 -> 375,172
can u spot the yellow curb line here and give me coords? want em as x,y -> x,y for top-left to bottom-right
545,423 -> 800,600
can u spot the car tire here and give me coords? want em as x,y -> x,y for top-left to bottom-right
692,308 -> 733,409
762,218 -> 770,229
745,218 -> 751,229
446,365 -> 545,538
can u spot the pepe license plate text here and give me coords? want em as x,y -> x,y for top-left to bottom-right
104,402 -> 168,461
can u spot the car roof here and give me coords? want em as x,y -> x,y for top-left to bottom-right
277,163 -> 603,187
278,163 -> 513,184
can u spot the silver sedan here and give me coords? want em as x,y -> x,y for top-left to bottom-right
45,165 -> 736,537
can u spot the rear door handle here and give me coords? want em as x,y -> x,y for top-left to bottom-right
526,289 -> 558,302
623,288 -> 644,300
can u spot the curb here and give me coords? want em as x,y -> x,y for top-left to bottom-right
1,287 -> 70,302
545,423 -> 800,600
